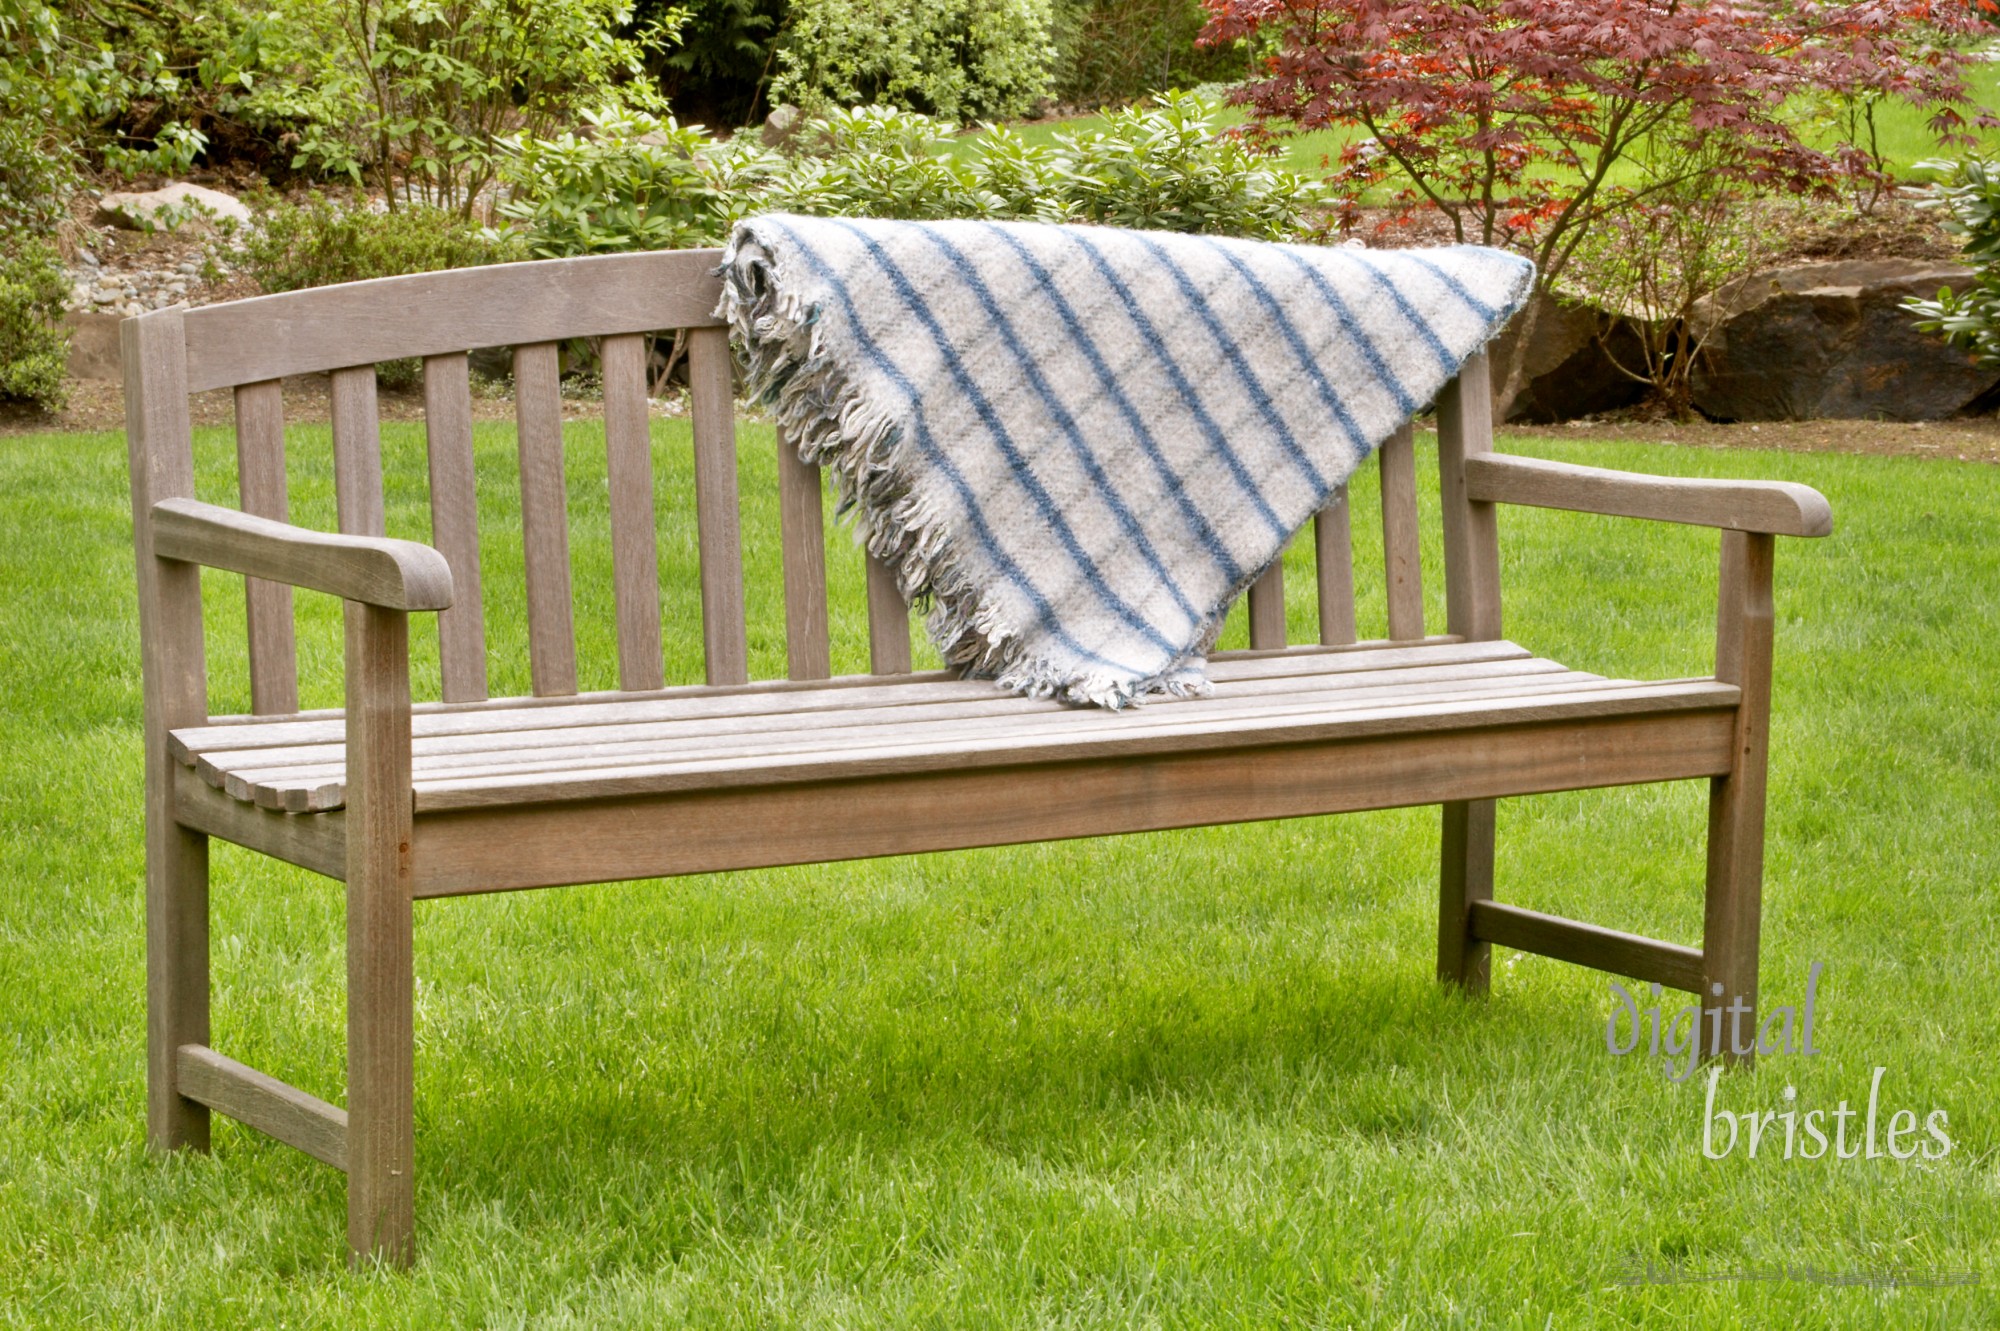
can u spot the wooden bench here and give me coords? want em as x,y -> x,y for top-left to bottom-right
124,248 -> 1832,1266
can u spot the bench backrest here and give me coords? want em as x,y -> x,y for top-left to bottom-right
126,248 -> 1500,720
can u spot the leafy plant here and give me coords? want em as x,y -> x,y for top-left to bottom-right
1052,0 -> 1244,107
1203,0 -> 1994,404
0,240 -> 69,411
770,0 -> 1055,123
231,0 -> 679,215
1904,156 -> 2000,365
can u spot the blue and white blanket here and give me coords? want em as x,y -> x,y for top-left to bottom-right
718,215 -> 1533,708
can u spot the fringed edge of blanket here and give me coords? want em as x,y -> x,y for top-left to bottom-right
717,227 -> 1213,709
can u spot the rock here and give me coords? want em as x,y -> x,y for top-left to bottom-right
63,310 -> 124,381
760,104 -> 802,149
1691,259 -> 2000,421
1488,290 -> 1649,423
95,182 -> 253,232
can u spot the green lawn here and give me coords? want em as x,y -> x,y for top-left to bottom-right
959,62 -> 2000,185
2,419 -> 1997,1326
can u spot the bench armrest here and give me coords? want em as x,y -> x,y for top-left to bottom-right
152,498 -> 454,611
1462,453 -> 1832,538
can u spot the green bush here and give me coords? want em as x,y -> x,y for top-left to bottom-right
770,0 -> 1055,123
0,242 -> 70,412
1052,0 -> 1247,107
1905,157 -> 2000,365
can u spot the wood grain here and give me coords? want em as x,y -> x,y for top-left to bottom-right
233,379 -> 298,714
180,249 -> 725,392
866,554 -> 913,675
152,499 -> 453,611
776,432 -> 831,681
1315,487 -> 1357,646
1436,358 -> 1502,642
177,1043 -> 348,1171
1464,452 -> 1833,538
124,307 -> 213,1154
422,353 -> 488,703
688,327 -> 749,685
1247,559 -> 1287,650
1468,899 -> 1705,994
601,333 -> 665,692
331,366 -> 386,539
514,342 -> 577,697
1378,422 -> 1425,640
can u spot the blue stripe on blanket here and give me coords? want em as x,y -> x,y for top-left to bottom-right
721,216 -> 1534,708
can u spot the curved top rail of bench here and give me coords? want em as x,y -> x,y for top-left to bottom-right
180,248 -> 727,393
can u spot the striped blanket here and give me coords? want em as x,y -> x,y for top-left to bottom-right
718,215 -> 1533,708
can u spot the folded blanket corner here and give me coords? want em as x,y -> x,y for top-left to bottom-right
717,214 -> 1532,709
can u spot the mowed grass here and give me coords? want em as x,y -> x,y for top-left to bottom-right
1,416 -> 1997,1328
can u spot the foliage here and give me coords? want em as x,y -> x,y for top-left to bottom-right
0,239 -> 68,410
641,0 -> 785,126
1565,171 -> 1774,419
496,106 -> 753,255
770,0 -> 1055,123
1203,0 -> 1993,399
1903,155 -> 2000,365
1052,0 -> 1245,107
228,0 -> 678,215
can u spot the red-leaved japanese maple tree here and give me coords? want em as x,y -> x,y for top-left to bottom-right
1202,0 -> 1992,403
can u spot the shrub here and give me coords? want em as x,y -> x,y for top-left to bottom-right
1052,0 -> 1245,107
231,0 -> 675,215
0,242 -> 70,412
770,0 -> 1055,123
1904,157 -> 2000,365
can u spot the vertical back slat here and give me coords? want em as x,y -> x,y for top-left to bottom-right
514,342 -> 578,696
865,554 -> 913,675
776,431 -> 832,681
688,327 -> 749,686
422,353 -> 489,702
601,334 -> 665,692
1246,559 -> 1287,649
1378,422 -> 1425,640
1315,485 -> 1357,646
233,379 -> 298,714
1436,354 -> 1503,642
330,366 -> 385,538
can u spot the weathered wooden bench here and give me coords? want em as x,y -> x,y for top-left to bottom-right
125,248 -> 1832,1266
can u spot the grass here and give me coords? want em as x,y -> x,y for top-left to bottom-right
955,61 -> 2000,185
1,417 -> 1997,1327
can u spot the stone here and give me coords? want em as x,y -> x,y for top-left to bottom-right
95,181 -> 253,232
63,310 -> 124,381
1488,290 -> 1649,424
761,104 -> 802,149
1690,259 -> 2000,421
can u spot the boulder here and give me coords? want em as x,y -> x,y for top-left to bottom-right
1489,290 -> 1649,424
63,310 -> 125,381
1690,260 -> 1999,422
760,104 -> 803,149
96,182 -> 253,232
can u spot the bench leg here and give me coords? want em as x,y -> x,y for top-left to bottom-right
147,819 -> 211,1152
345,603 -> 416,1267
1702,531 -> 1774,1066
1438,799 -> 1495,993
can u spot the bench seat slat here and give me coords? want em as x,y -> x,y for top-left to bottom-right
172,639 -> 1534,758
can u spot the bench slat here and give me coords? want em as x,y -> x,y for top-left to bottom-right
197,657 -> 1586,781
219,672 -> 1630,809
422,353 -> 489,703
411,682 -> 1739,810
602,333 -> 665,692
1247,558 -> 1287,650
689,327 -> 749,686
776,433 -> 832,681
330,366 -> 385,538
514,342 -> 578,696
1316,486 -> 1357,646
1378,422 -> 1424,640
234,379 -> 298,714
172,639 -> 1531,755
866,554 -> 913,674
